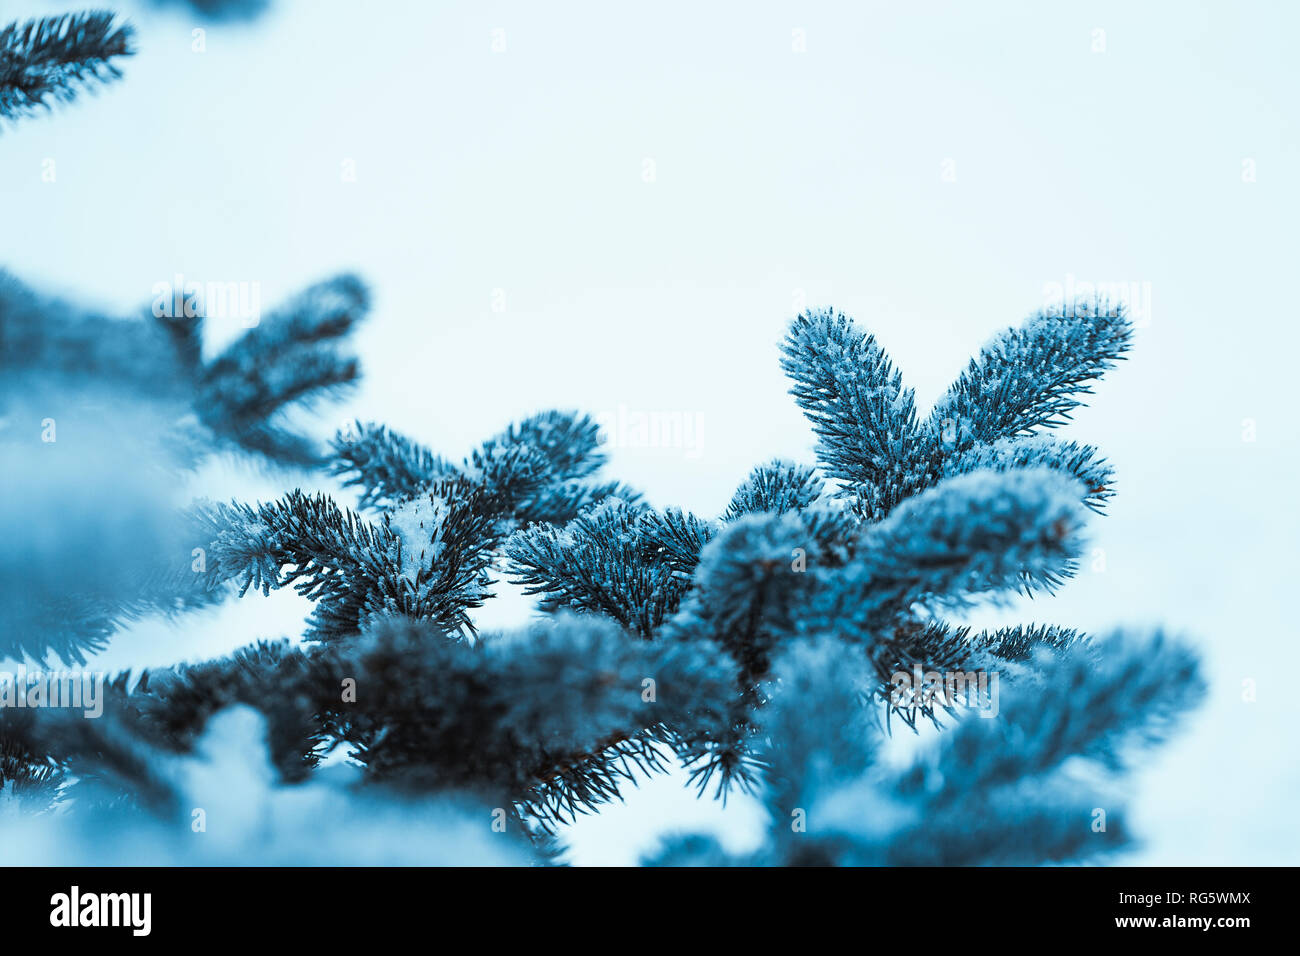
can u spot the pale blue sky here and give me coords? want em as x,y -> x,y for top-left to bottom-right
4,0 -> 1297,864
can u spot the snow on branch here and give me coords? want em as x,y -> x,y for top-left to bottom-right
928,300 -> 1132,447
780,308 -> 922,489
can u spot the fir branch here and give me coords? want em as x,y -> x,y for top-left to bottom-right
375,480 -> 502,634
944,435 -> 1115,513
637,507 -> 716,579
0,684 -> 179,815
515,478 -> 643,526
330,410 -> 626,524
197,493 -> 364,600
928,301 -> 1132,447
870,620 -> 977,682
331,422 -> 454,510
754,637 -> 879,821
125,641 -> 329,782
478,411 -> 624,526
0,11 -> 134,124
880,778 -> 1131,865
663,513 -> 822,795
897,630 -> 1203,798
681,631 -> 1202,866
330,614 -> 736,827
669,512 -> 817,674
969,623 -> 1091,664
779,309 -> 921,488
1,271 -> 191,400
867,622 -> 1090,731
0,737 -> 65,812
724,459 -> 824,520
4,280 -> 1202,866
504,499 -> 690,638
1,271 -> 367,468
482,410 -> 607,483
198,490 -> 428,641
811,468 -> 1089,636
198,273 -> 369,464
222,416 -> 633,640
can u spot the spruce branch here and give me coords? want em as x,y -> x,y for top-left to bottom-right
478,411 -> 622,525
779,308 -> 922,489
0,737 -> 66,812
504,499 -> 689,637
880,778 -> 1131,865
518,478 -> 643,526
1,270 -> 191,400
331,422 -> 453,511
0,678 -> 180,816
322,614 -> 737,828
866,620 -> 984,730
755,637 -> 880,824
659,630 -> 1202,866
886,630 -> 1203,841
662,513 -> 822,796
482,410 -> 607,484
0,11 -> 134,125
199,273 -> 370,464
637,507 -> 716,579
6,282 -> 1203,865
810,468 -> 1089,637
724,460 -> 824,520
969,623 -> 1091,664
866,621 -> 1092,731
330,410 -> 626,524
670,512 -> 818,673
928,300 -> 1132,447
198,482 -> 499,641
944,435 -> 1115,513
1,270 -> 370,468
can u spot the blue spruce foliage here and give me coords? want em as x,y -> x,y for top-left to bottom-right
0,12 -> 134,125
2,275 -> 1204,862
0,18 -> 1200,861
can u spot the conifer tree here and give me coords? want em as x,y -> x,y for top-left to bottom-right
2,279 -> 1204,861
0,8 -> 1202,866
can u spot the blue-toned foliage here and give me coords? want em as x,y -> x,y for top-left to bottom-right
3,279 -> 1202,864
1,9 -> 1200,865
0,12 -> 133,125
